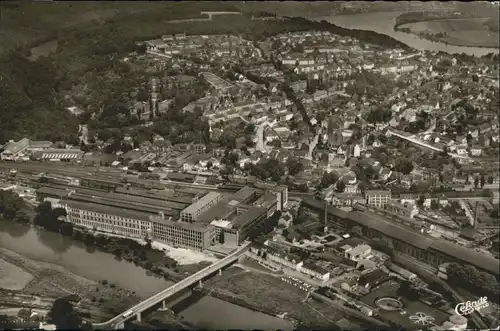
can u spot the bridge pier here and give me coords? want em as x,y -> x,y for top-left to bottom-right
136,312 -> 142,323
199,280 -> 203,288
218,268 -> 222,276
162,300 -> 167,310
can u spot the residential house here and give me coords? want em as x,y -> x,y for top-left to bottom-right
263,246 -> 303,271
357,269 -> 390,290
299,261 -> 330,282
469,145 -> 482,156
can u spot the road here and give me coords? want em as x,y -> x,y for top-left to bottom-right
387,129 -> 472,160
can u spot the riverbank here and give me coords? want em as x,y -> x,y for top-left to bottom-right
202,267 -> 344,329
0,257 -> 34,291
312,11 -> 498,57
28,205 -> 216,283
396,18 -> 499,49
0,247 -> 139,323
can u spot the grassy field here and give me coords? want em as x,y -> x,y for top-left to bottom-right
0,258 -> 34,290
399,17 -> 499,48
203,267 -> 344,328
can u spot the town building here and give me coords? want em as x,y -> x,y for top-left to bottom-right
0,138 -> 30,160
342,244 -> 372,261
364,190 -> 391,208
385,200 -> 418,219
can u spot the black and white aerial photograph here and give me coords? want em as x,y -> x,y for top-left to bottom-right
0,1 -> 499,330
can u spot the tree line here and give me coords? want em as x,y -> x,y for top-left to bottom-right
446,262 -> 499,304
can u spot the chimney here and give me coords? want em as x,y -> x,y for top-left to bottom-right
473,201 -> 479,229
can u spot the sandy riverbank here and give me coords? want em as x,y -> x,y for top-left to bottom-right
0,257 -> 34,291
0,247 -> 140,322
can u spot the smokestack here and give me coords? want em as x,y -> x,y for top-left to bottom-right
473,201 -> 479,229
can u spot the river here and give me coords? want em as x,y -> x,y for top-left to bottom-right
0,220 -> 293,330
311,11 -> 498,57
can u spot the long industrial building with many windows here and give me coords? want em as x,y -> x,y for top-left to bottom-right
39,184 -> 287,252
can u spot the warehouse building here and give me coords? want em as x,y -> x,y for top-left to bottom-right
150,213 -> 217,251
62,199 -> 153,239
180,192 -> 222,222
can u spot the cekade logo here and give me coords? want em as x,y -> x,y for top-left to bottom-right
455,297 -> 489,316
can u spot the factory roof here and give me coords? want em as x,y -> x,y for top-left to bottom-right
37,186 -> 71,197
232,186 -> 258,203
67,193 -> 171,216
232,206 -> 267,229
430,240 -> 499,275
181,192 -> 221,215
149,215 -> 212,233
197,200 -> 235,223
347,210 -> 434,250
61,199 -> 154,222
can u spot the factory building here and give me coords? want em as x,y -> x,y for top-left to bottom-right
62,199 -> 152,239
180,192 -> 222,222
41,185 -> 282,252
150,213 -> 217,251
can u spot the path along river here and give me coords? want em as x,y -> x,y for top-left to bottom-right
0,220 -> 293,330
311,11 -> 498,57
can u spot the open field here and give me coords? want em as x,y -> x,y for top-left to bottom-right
399,17 -> 499,48
0,258 -> 34,290
203,267 -> 344,328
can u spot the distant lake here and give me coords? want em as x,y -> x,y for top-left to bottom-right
312,11 -> 498,56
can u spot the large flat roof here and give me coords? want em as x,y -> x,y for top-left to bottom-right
430,240 -> 499,275
37,186 -> 71,197
232,206 -> 267,229
347,211 -> 434,250
70,189 -> 187,210
61,199 -> 154,222
181,192 -> 221,215
197,200 -> 235,223
232,186 -> 258,203
67,193 -> 172,216
150,215 -> 212,233
114,186 -> 194,204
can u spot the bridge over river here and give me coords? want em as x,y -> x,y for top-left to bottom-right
93,242 -> 250,329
